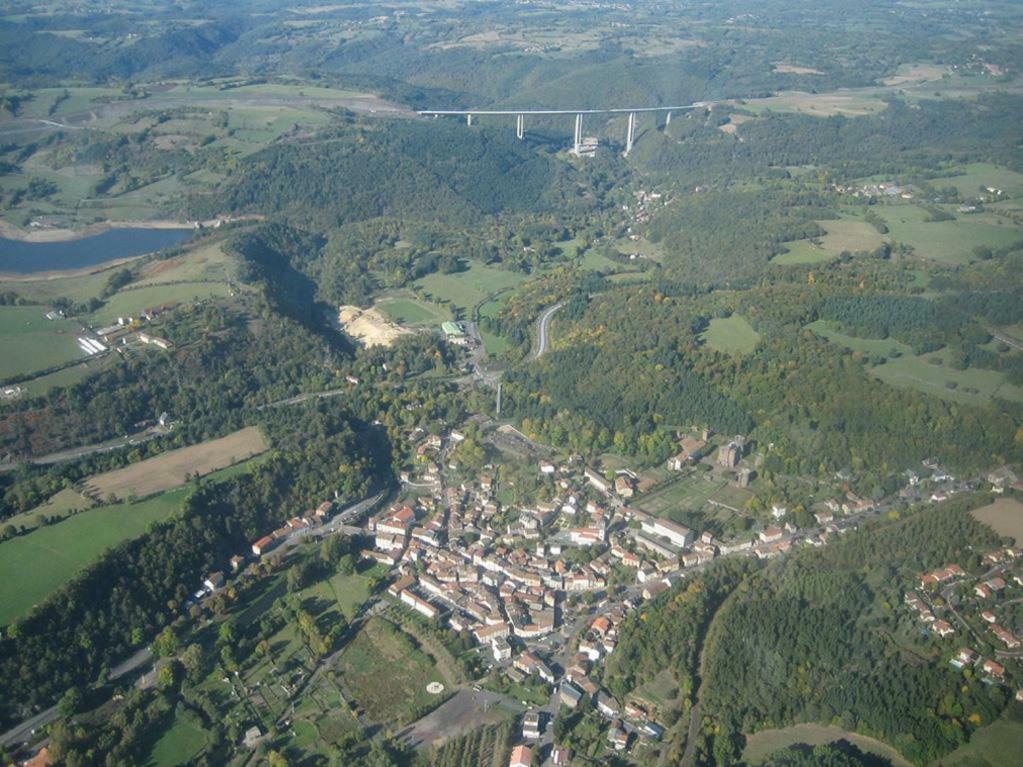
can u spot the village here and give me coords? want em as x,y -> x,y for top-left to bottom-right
906,505 -> 1023,701
197,419 -> 1023,767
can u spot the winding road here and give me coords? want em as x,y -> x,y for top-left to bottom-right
532,302 -> 564,360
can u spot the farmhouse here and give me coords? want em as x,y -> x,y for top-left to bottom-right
991,625 -> 1021,649
982,659 -> 1006,679
950,647 -> 979,669
758,527 -> 784,543
509,745 -> 533,767
251,535 -> 276,556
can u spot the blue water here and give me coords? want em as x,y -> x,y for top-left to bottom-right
0,227 -> 194,274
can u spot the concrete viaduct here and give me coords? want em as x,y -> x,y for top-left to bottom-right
417,104 -> 707,156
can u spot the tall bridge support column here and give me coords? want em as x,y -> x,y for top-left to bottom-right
573,113 -> 582,153
624,111 -> 636,156
467,113 -> 473,127
665,111 -> 672,128
516,114 -> 524,139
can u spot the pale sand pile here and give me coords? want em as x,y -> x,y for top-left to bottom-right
338,305 -> 413,347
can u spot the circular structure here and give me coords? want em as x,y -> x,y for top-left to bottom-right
426,682 -> 445,695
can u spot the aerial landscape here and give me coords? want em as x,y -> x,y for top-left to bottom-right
1,1 -> 1023,766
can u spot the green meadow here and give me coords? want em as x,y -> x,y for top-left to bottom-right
0,305 -> 85,379
414,263 -> 527,313
701,314 -> 760,355
0,489 -> 188,626
877,205 -> 1020,264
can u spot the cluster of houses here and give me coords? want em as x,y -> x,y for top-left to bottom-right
908,547 -> 1023,694
832,181 -> 914,199
92,306 -> 177,352
250,500 -> 334,557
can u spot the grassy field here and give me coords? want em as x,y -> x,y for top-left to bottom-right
296,571 -> 372,622
85,426 -> 269,501
336,616 -> 455,725
931,718 -> 1023,767
375,294 -> 451,326
739,90 -> 888,117
0,450 -> 272,625
636,472 -> 726,517
145,715 -> 209,767
3,487 -> 96,532
0,489 -> 187,625
631,668 -> 679,710
132,241 -> 238,287
0,266 -> 114,304
807,320 -> 914,357
877,205 -> 1021,264
970,497 -> 1023,545
577,247 -> 623,273
871,346 -> 1023,406
700,315 -> 760,355
743,723 -> 911,766
707,484 -> 756,512
929,162 -> 1023,199
477,297 -> 514,356
0,305 -> 85,379
20,355 -> 114,396
89,282 -> 235,324
774,218 -> 886,264
414,264 -> 526,314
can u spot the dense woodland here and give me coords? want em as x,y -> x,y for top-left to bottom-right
601,559 -> 755,764
502,278 -> 1023,487
597,497 -> 1014,766
698,497 -> 1007,765
188,119 -> 571,229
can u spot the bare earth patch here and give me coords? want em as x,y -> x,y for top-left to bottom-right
971,497 -> 1023,544
773,64 -> 824,75
338,305 -> 413,347
85,426 -> 269,501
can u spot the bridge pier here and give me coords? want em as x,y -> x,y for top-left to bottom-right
624,111 -> 636,156
467,113 -> 473,127
516,113 -> 524,139
665,111 -> 672,127
573,113 -> 582,153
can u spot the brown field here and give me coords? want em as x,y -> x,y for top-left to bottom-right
773,64 -> 824,75
84,426 -> 269,500
971,497 -> 1023,544
719,114 -> 753,134
338,305 -> 413,347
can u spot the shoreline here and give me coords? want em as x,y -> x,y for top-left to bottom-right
0,255 -> 142,283
0,219 -> 194,243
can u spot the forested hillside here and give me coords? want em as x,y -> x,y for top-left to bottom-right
0,405 -> 385,726
190,119 -> 567,229
698,497 -> 1006,765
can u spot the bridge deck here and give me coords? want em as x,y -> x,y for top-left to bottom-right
418,104 -> 704,116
